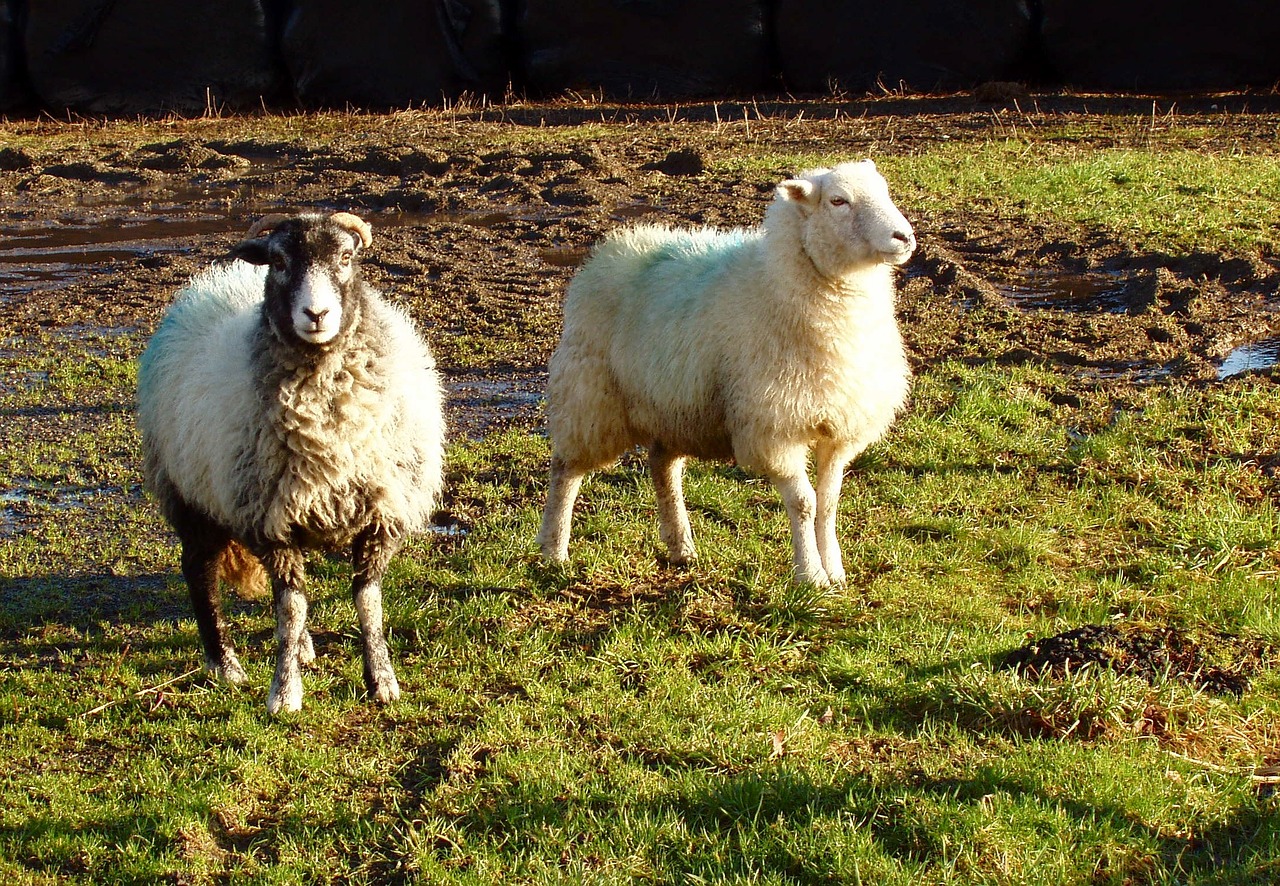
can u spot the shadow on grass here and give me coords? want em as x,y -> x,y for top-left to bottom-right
0,571 -> 190,633
435,755 -> 1270,883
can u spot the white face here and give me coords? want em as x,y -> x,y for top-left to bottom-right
782,160 -> 916,277
291,266 -> 345,344
270,235 -> 357,345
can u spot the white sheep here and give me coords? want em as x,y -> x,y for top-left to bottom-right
537,160 -> 915,586
138,211 -> 445,714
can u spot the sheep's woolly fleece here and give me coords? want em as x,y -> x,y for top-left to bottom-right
137,259 -> 444,548
546,162 -> 912,478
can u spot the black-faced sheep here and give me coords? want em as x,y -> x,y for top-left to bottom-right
537,161 -> 915,586
138,212 -> 445,714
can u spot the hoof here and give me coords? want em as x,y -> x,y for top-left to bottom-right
267,675 -> 303,715
795,567 -> 832,588
210,651 -> 248,685
368,672 -> 401,705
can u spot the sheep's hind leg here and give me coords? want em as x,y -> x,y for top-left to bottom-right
352,526 -> 401,704
650,442 -> 697,565
538,455 -> 586,562
768,466 -> 830,587
814,440 -> 854,586
172,500 -> 247,684
263,548 -> 309,715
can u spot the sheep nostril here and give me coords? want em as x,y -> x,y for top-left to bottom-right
303,308 -> 329,324
892,231 -> 912,245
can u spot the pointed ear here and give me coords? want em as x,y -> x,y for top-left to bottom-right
229,237 -> 271,266
778,178 -> 817,205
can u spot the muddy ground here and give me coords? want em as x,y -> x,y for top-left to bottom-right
3,96 -> 1279,434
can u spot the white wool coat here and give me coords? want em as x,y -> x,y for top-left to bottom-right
546,214 -> 910,477
138,260 -> 444,547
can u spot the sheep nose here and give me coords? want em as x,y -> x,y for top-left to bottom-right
892,230 -> 913,246
303,307 -> 329,324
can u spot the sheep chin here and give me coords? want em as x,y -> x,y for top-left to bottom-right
879,245 -> 915,266
294,324 -> 340,345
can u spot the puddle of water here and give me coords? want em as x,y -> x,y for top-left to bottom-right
611,203 -> 659,221
996,270 -> 1131,313
1218,339 -> 1280,379
0,216 -> 241,299
1074,361 -> 1176,384
538,245 -> 590,267
443,372 -> 546,440
2,485 -> 94,536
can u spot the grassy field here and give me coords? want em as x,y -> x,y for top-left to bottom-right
2,104 -> 1280,884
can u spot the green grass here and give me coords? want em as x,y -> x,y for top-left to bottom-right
3,343 -> 1278,882
712,132 -> 1280,257
883,143 -> 1280,256
3,106 -> 1280,883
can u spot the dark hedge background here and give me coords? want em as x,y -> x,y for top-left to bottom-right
4,1 -> 1280,115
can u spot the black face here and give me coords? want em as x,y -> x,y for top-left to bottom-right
231,216 -> 363,348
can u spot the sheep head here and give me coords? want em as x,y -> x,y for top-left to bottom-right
231,212 -> 373,347
773,160 -> 915,279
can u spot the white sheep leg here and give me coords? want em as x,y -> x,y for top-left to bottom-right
769,467 -> 830,586
352,526 -> 400,704
266,551 -> 308,715
538,456 -> 585,562
814,440 -> 853,585
650,442 -> 697,564
268,586 -> 308,715
354,581 -> 400,703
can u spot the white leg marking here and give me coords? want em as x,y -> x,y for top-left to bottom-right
815,442 -> 852,586
355,581 -> 399,704
771,470 -> 829,587
267,586 -> 308,715
538,457 -> 585,562
651,447 -> 697,564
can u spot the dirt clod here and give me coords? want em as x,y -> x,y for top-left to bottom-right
1000,623 -> 1275,695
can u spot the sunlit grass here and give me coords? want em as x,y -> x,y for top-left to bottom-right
3,346 -> 1278,882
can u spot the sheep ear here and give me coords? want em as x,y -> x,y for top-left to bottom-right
778,178 -> 817,205
229,237 -> 271,266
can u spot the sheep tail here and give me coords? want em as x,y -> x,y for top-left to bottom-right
218,541 -> 271,600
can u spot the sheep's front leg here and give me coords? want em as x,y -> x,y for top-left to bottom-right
650,442 -> 697,565
768,466 -> 829,587
352,526 -> 401,704
814,440 -> 854,585
538,455 -> 586,562
263,548 -> 309,715
173,499 -> 247,684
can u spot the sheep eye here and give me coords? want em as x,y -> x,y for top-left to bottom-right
829,197 -> 848,207
270,256 -> 288,272
339,250 -> 354,266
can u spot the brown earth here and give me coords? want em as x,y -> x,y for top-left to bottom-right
2,94 -> 1279,436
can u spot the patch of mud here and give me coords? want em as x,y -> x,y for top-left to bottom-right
443,368 -> 546,440
901,232 -> 1280,383
3,100 -> 1280,391
999,623 -> 1276,696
